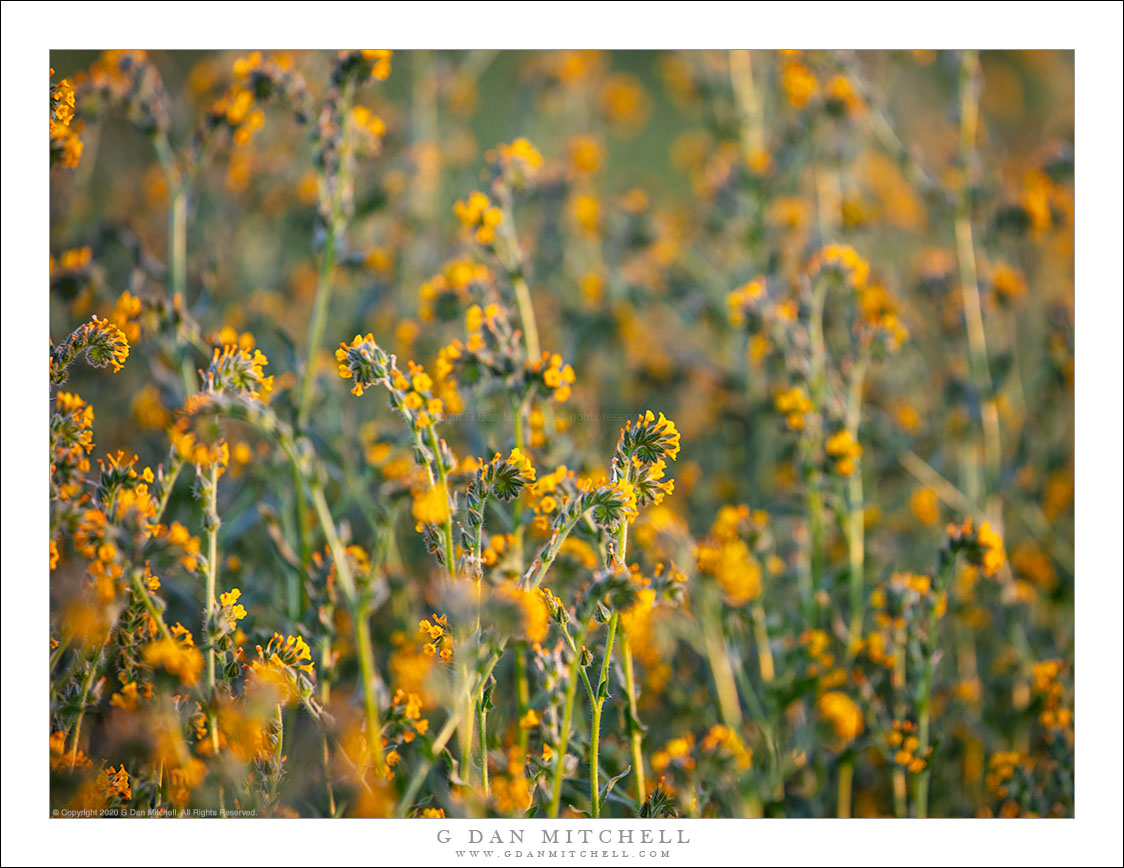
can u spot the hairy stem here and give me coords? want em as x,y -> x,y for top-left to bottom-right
620,636 -> 646,807
589,610 -> 619,818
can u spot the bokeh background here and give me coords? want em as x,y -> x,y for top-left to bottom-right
49,50 -> 1074,818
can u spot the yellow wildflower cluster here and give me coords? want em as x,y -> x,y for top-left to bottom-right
530,351 -> 576,402
494,584 -> 551,644
418,259 -> 493,322
391,688 -> 431,744
775,385 -> 814,430
985,751 -> 1029,801
454,190 -> 504,245
207,343 -> 274,401
701,724 -> 753,770
491,136 -> 544,181
726,277 -> 765,326
1030,660 -> 1072,739
44,49 -> 1074,822
50,69 -> 83,168
352,104 -> 387,141
50,315 -> 131,383
651,733 -> 695,773
887,719 -> 927,773
144,625 -> 204,686
947,517 -> 1006,577
419,614 -> 453,662
245,633 -> 315,706
358,49 -> 393,81
808,243 -> 870,289
781,57 -> 819,108
817,691 -> 864,743
825,429 -> 863,476
825,74 -> 863,116
697,536 -> 762,605
412,484 -> 451,531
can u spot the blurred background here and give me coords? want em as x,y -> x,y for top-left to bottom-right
49,50 -> 1074,817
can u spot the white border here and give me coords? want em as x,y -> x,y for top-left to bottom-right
4,2 -> 1122,865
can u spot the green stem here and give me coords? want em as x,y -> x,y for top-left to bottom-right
511,274 -> 541,361
515,642 -> 530,760
298,79 -> 355,430
914,554 -> 954,817
66,632 -> 111,766
170,189 -> 187,303
309,481 -> 384,771
293,79 -> 357,591
496,194 -> 540,362
837,758 -> 853,818
703,595 -> 743,731
396,707 -> 461,816
478,691 -> 490,796
549,619 -> 590,817
892,622 -> 909,818
459,660 -> 475,787
803,280 -> 829,625
271,704 -> 285,805
751,601 -> 775,683
954,49 -> 1001,511
845,354 -> 869,649
320,634 -> 336,815
620,635 -> 646,807
589,610 -> 619,818
203,464 -> 220,692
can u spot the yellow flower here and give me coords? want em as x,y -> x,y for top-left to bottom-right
825,429 -> 863,476
775,386 -> 813,430
412,485 -> 450,529
818,691 -> 864,742
219,588 -> 248,622
910,487 -> 940,525
781,59 -> 819,108
144,633 -> 204,686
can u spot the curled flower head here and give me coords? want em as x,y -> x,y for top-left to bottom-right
50,316 -> 130,384
616,410 -> 681,466
947,517 -> 1006,577
207,344 -> 273,401
585,477 -> 639,529
336,333 -> 392,397
246,632 -> 316,705
808,243 -> 870,290
485,448 -> 537,502
336,337 -> 442,426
